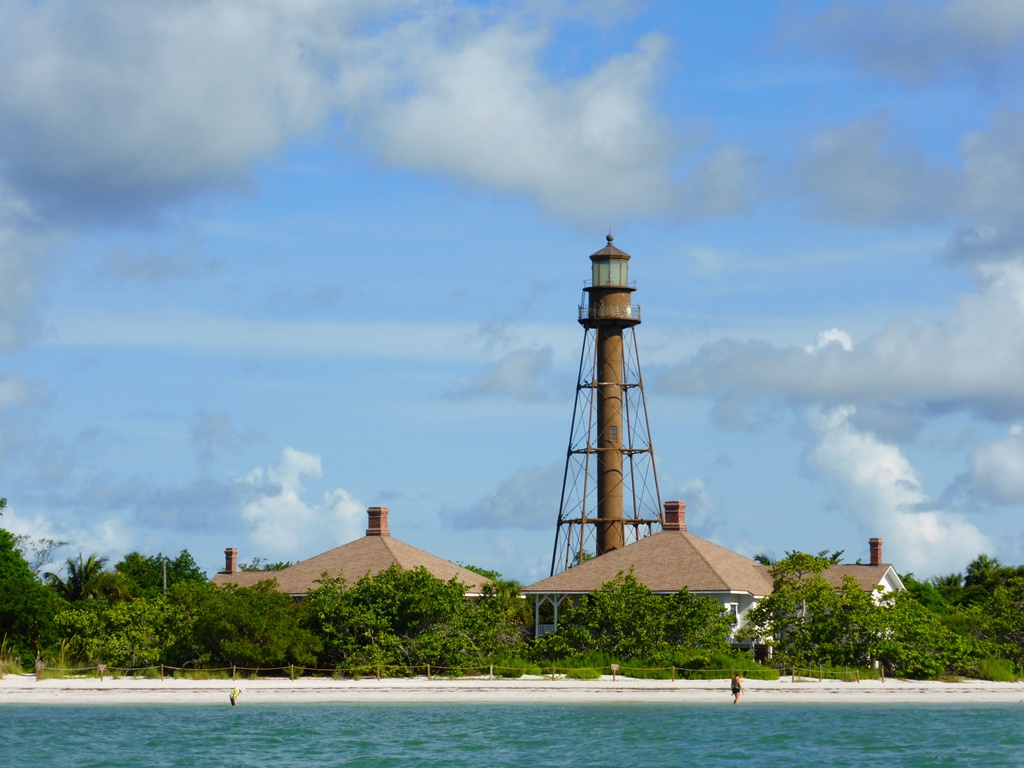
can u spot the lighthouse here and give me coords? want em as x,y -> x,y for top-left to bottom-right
550,236 -> 662,574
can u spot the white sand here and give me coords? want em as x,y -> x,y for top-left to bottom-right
3,673 -> 1024,705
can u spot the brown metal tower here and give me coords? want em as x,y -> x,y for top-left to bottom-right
550,236 -> 663,575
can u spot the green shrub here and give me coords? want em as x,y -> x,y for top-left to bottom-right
173,668 -> 229,680
975,657 -> 1017,682
671,650 -> 778,680
564,666 -> 603,680
491,657 -> 542,677
780,662 -> 882,681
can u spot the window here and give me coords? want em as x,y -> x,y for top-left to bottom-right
592,259 -> 628,286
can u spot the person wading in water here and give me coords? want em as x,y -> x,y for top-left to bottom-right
730,674 -> 744,704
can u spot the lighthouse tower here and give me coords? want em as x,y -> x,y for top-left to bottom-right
550,236 -> 662,574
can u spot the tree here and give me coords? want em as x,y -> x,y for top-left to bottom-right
239,557 -> 295,572
965,554 -> 1002,588
303,565 -> 508,674
167,580 -> 318,669
741,550 -> 882,666
901,573 -> 952,615
533,571 -> 732,662
12,533 -> 67,576
967,575 -> 1024,667
55,597 -> 179,668
742,550 -> 986,678
0,527 -> 65,659
875,590 -> 977,679
474,576 -> 532,647
1,497 -> 68,576
740,551 -> 842,665
45,554 -> 130,602
663,587 -> 736,651
115,550 -> 206,598
928,572 -> 964,606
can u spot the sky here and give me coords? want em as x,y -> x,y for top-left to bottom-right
3,0 -> 1024,584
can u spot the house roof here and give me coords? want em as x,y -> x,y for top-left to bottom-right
821,563 -> 903,592
522,529 -> 774,596
211,508 -> 491,596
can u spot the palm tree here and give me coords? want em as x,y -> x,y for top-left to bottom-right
752,553 -> 776,566
964,554 -> 1002,588
45,554 -> 130,602
930,572 -> 964,590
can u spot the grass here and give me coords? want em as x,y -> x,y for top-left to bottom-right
778,662 -> 882,682
173,668 -> 231,681
975,657 -> 1018,682
491,657 -> 544,678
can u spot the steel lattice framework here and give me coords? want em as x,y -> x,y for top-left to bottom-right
550,324 -> 662,575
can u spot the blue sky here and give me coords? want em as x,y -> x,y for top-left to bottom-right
3,0 -> 1024,583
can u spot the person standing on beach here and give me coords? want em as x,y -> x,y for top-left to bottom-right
229,687 -> 245,706
730,674 -> 743,704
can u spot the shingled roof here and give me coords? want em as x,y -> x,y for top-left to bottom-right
821,564 -> 902,592
522,529 -> 774,597
211,506 -> 491,596
522,500 -> 900,598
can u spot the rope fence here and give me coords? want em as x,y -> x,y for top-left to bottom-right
26,661 -> 883,683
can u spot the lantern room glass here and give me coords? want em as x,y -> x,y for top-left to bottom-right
592,258 -> 627,287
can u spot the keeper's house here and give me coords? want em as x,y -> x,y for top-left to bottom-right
522,501 -> 903,647
212,506 -> 491,598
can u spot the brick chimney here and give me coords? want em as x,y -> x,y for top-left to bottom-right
869,538 -> 883,566
663,500 -> 687,532
366,506 -> 391,536
223,547 -> 238,574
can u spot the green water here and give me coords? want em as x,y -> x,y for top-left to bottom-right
2,702 -> 1023,767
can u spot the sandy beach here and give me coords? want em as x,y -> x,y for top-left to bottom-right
3,673 -> 1024,705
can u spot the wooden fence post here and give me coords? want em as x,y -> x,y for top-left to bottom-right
232,665 -> 236,681
427,664 -> 431,681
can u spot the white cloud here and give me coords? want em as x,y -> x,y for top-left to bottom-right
805,328 -> 853,354
798,110 -> 1024,231
0,0 -> 365,219
806,405 -> 991,576
443,462 -> 562,530
0,500 -> 133,568
0,185 -> 49,351
191,411 -> 263,466
44,309 -> 583,369
342,25 -> 685,225
788,0 -> 1024,84
969,426 -> 1024,504
240,447 -> 363,558
662,260 -> 1024,421
0,2 -> 748,228
960,110 -> 1024,222
450,346 -> 556,401
0,375 -> 34,409
797,115 -> 956,226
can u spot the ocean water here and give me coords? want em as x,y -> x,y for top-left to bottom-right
2,702 -> 1022,767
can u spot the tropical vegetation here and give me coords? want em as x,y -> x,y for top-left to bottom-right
2,493 -> 1024,681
